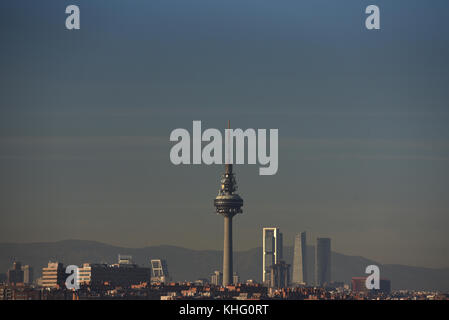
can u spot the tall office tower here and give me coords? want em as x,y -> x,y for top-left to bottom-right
150,259 -> 170,284
21,265 -> 34,284
211,270 -> 223,286
292,232 -> 307,285
42,262 -> 65,288
262,227 -> 283,285
315,238 -> 331,287
214,122 -> 244,287
270,261 -> 291,289
7,261 -> 24,284
233,272 -> 240,285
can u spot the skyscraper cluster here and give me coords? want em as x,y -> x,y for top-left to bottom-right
211,124 -> 332,290
315,237 -> 331,287
261,229 -> 332,288
151,259 -> 170,284
262,227 -> 283,285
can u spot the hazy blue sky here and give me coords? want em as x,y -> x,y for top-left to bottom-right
1,0 -> 449,268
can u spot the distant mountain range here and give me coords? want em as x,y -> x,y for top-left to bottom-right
0,240 -> 448,291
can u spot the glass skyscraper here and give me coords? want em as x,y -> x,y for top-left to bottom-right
262,227 -> 283,285
292,232 -> 307,285
315,237 -> 331,287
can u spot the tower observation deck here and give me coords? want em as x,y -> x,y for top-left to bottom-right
213,121 -> 244,286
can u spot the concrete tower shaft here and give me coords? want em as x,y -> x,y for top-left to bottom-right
213,121 -> 244,286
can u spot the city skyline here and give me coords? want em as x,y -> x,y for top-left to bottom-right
0,232 -> 348,289
7,253 -> 443,301
2,236 -> 449,292
1,0 -> 449,271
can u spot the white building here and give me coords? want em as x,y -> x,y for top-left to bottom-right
262,227 -> 283,285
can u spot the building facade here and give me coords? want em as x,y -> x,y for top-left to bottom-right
150,259 -> 170,284
78,262 -> 151,288
315,238 -> 331,287
41,262 -> 65,289
233,272 -> 240,285
270,261 -> 291,289
7,262 -> 24,285
21,265 -> 33,285
118,254 -> 133,265
263,227 -> 283,285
